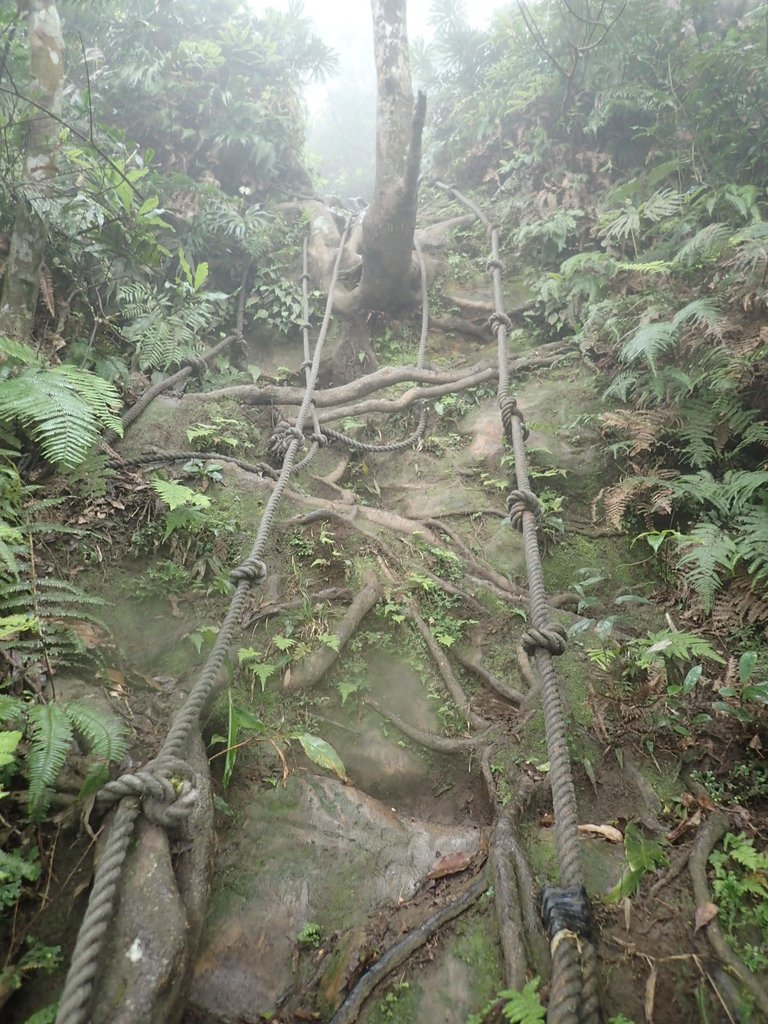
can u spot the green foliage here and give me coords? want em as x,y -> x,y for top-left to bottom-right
117,278 -> 227,372
607,823 -> 668,902
0,936 -> 61,1004
4,699 -> 129,821
0,847 -> 40,909
296,921 -> 322,948
467,978 -> 546,1024
0,355 -> 123,470
709,832 -> 768,973
627,628 -> 725,673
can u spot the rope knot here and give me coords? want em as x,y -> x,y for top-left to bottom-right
182,355 -> 207,376
95,755 -> 198,826
266,422 -> 305,466
486,256 -> 505,274
296,321 -> 312,334
310,430 -> 330,447
230,556 -> 267,586
521,623 -> 568,656
499,395 -> 530,442
506,488 -> 542,531
299,272 -> 311,283
488,311 -> 512,335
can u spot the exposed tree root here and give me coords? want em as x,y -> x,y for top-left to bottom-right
549,592 -> 581,610
516,644 -> 540,701
243,588 -> 352,627
430,315 -> 490,340
421,518 -> 527,603
314,366 -> 497,423
328,873 -> 489,1024
490,779 -> 551,988
453,647 -> 524,707
274,487 -> 440,543
407,600 -> 490,730
185,361 -> 495,408
689,810 -> 768,1017
319,451 -> 352,486
420,572 -> 487,615
465,573 -> 528,607
363,697 -> 488,752
282,572 -> 382,692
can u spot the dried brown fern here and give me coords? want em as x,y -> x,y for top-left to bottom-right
712,573 -> 768,633
600,408 -> 681,456
40,263 -> 56,319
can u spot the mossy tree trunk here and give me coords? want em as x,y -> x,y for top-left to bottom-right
0,1 -> 64,344
355,0 -> 425,315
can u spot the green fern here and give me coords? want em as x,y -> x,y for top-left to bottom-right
0,367 -> 123,469
734,506 -> 768,588
26,704 -> 73,821
676,523 -> 739,613
619,321 -> 676,371
631,627 -> 725,670
671,298 -> 723,338
65,701 -> 130,798
674,222 -> 732,266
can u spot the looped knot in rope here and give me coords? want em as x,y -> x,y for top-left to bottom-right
506,488 -> 542,531
296,321 -> 312,333
299,272 -> 311,283
488,311 -> 513,335
540,885 -> 594,943
266,422 -> 305,466
230,556 -> 267,586
486,255 -> 504,274
298,359 -> 313,372
310,430 -> 329,447
182,355 -> 207,376
96,756 -> 198,822
522,622 -> 568,656
499,395 -> 530,442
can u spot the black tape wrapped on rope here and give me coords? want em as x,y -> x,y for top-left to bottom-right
540,885 -> 594,944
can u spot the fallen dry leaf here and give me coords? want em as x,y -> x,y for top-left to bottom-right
667,809 -> 701,843
427,851 -> 475,880
694,901 -> 719,934
578,823 -> 623,844
644,963 -> 657,1023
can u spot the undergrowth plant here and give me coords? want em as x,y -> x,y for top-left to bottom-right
0,695 -> 129,821
709,832 -> 768,974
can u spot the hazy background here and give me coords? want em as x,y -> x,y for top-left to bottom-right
250,0 -> 502,196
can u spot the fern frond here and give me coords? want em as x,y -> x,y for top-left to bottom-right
676,523 -> 739,613
721,471 -> 768,514
26,704 -> 73,821
642,187 -> 684,223
0,367 -> 122,469
0,695 -> 25,723
672,298 -> 723,339
734,506 -> 768,587
600,409 -> 680,455
674,223 -> 732,265
619,321 -> 676,371
64,701 -> 129,798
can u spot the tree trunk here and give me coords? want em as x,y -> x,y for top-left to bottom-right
0,1 -> 64,344
356,0 -> 425,314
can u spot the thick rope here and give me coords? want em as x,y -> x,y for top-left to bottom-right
433,180 -> 600,1024
54,224 -> 351,1024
